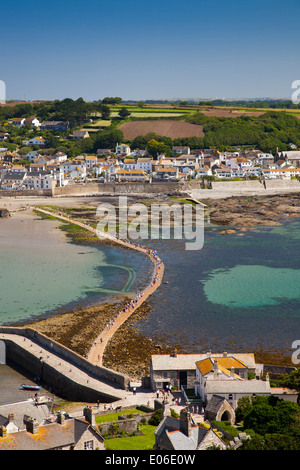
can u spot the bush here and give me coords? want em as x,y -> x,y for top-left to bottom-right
148,409 -> 162,426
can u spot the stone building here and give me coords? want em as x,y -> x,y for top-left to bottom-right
0,403 -> 105,450
154,406 -> 226,451
204,395 -> 236,425
150,350 -> 262,392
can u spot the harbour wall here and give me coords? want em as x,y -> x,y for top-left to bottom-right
0,327 -> 130,403
53,181 -> 182,196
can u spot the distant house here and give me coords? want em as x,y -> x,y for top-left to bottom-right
22,137 -> 45,147
115,169 -> 149,182
0,133 -> 9,141
172,146 -> 190,156
69,130 -> 90,140
25,151 -> 42,162
12,117 -> 40,128
97,149 -> 113,156
85,155 -> 98,169
12,118 -> 25,127
120,159 -> 137,171
52,151 -> 68,162
156,168 -> 179,179
262,167 -> 300,179
24,117 -> 41,127
40,121 -> 69,131
1,171 -> 27,189
135,158 -> 153,172
24,170 -> 56,190
116,143 -> 131,156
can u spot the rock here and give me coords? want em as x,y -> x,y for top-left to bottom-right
0,209 -> 10,218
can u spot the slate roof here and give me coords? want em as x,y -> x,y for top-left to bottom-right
0,401 -> 51,431
205,395 -> 227,415
0,417 -> 102,450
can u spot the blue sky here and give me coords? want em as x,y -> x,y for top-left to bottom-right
1,0 -> 300,101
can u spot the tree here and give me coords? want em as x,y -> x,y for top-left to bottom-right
100,105 -> 111,120
146,139 -> 172,159
118,107 -> 131,119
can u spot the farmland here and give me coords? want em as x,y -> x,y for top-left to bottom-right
118,120 -> 205,139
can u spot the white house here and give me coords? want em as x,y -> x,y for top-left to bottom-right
12,118 -> 25,127
116,143 -> 131,156
194,353 -> 270,410
52,152 -> 68,163
115,169 -> 149,182
22,137 -> 45,147
25,151 -> 42,162
135,158 -> 153,172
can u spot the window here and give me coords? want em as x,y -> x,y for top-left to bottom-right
84,440 -> 94,450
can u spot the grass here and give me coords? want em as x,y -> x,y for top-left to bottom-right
104,424 -> 156,450
95,408 -> 146,424
32,209 -> 58,221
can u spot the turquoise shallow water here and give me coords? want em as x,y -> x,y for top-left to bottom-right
202,264 -> 300,308
0,215 -> 152,325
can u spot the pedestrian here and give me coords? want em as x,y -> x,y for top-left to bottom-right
156,389 -> 159,398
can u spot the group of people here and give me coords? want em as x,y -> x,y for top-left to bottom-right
101,248 -> 163,333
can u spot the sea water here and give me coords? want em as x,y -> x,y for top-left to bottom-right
0,214 -> 152,325
134,218 -> 300,359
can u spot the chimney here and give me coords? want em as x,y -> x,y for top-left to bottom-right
0,426 -> 7,437
230,366 -> 235,378
179,408 -> 192,437
83,406 -> 95,426
8,414 -> 14,423
25,417 -> 39,434
57,411 -> 65,424
173,348 -> 177,358
213,359 -> 218,377
223,351 -> 227,357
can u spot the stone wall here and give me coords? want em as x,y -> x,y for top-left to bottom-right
264,179 -> 300,189
211,180 -> 263,191
0,189 -> 53,198
0,327 -> 130,402
53,181 -> 182,197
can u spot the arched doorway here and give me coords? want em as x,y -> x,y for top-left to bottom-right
220,410 -> 233,422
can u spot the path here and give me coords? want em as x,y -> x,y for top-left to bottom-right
33,207 -> 165,367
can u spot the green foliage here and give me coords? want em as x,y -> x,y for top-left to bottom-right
277,368 -> 300,392
186,111 -> 300,153
235,395 -> 300,450
148,408 -> 162,426
118,107 -> 131,119
146,138 -> 173,158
